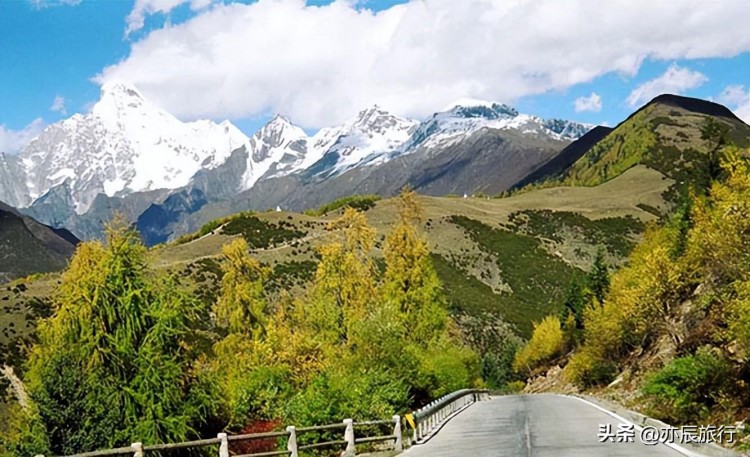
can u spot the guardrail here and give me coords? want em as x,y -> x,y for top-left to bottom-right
36,416 -> 402,457
35,388 -> 486,456
410,388 -> 490,444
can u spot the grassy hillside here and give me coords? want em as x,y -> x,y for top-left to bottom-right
0,202 -> 79,284
0,164 -> 672,424
563,95 -> 750,196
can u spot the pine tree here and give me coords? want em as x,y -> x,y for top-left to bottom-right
7,220 -> 214,455
587,249 -> 610,304
561,277 -> 587,329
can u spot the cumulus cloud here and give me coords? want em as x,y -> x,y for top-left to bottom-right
97,0 -> 750,129
717,84 -> 750,124
126,0 -> 213,35
0,119 -> 45,155
50,95 -> 67,115
574,92 -> 602,112
626,64 -> 708,107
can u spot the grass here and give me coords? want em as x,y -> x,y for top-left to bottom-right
304,195 -> 381,217
222,214 -> 307,249
0,276 -> 57,425
507,210 -> 645,257
448,216 -> 581,337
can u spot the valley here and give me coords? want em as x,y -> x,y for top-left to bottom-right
1,91 -> 749,454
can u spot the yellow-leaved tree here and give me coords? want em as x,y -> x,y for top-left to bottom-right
2,220 -> 215,456
211,237 -> 289,426
303,207 -> 378,346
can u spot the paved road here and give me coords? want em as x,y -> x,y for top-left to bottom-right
402,394 -> 694,457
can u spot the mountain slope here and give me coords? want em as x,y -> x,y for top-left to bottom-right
136,102 -> 590,244
1,86 -> 592,244
511,125 -> 614,190
4,82 -> 250,214
0,200 -> 79,283
562,94 -> 750,192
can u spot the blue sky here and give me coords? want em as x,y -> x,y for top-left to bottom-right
1,0 -> 749,152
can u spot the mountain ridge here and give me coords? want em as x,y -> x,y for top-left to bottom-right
0,200 -> 79,283
0,84 -> 593,242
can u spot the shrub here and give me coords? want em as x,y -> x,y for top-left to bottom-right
304,195 -> 381,216
505,381 -> 526,393
641,347 -> 734,424
564,349 -> 617,387
513,315 -> 564,373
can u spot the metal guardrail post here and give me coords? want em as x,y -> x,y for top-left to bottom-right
343,419 -> 356,457
393,415 -> 403,451
286,426 -> 299,457
218,433 -> 229,457
131,443 -> 143,457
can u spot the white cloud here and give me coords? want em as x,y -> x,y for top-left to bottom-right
574,92 -> 602,112
126,0 -> 213,36
0,119 -> 45,155
97,0 -> 750,129
50,95 -> 67,115
626,64 -> 708,107
717,84 -> 750,124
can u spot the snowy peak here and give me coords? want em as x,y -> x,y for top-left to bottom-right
8,82 -> 250,214
260,114 -> 308,145
99,81 -> 146,103
400,100 -> 591,151
304,106 -> 419,178
240,115 -> 312,189
346,105 -> 418,138
442,98 -> 519,119
0,86 -> 593,223
92,81 -> 149,124
448,102 -> 519,120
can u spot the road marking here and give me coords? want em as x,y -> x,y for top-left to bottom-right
525,415 -> 532,457
567,395 -> 706,457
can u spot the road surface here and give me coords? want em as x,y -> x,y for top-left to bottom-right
403,394 -> 695,457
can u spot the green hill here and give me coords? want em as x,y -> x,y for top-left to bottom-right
0,201 -> 78,284
562,94 -> 750,197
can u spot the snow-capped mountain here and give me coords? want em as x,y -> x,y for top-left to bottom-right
5,82 -> 250,213
303,105 -> 420,178
240,114 -> 310,190
0,83 -> 593,242
403,101 -> 589,152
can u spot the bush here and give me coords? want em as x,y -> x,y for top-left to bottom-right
505,381 -> 526,393
513,316 -> 564,373
563,349 -> 617,387
304,195 -> 381,216
641,347 -> 734,424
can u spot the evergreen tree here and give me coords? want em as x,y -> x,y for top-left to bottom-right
587,249 -> 610,304
5,221 -> 214,455
561,277 -> 587,329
